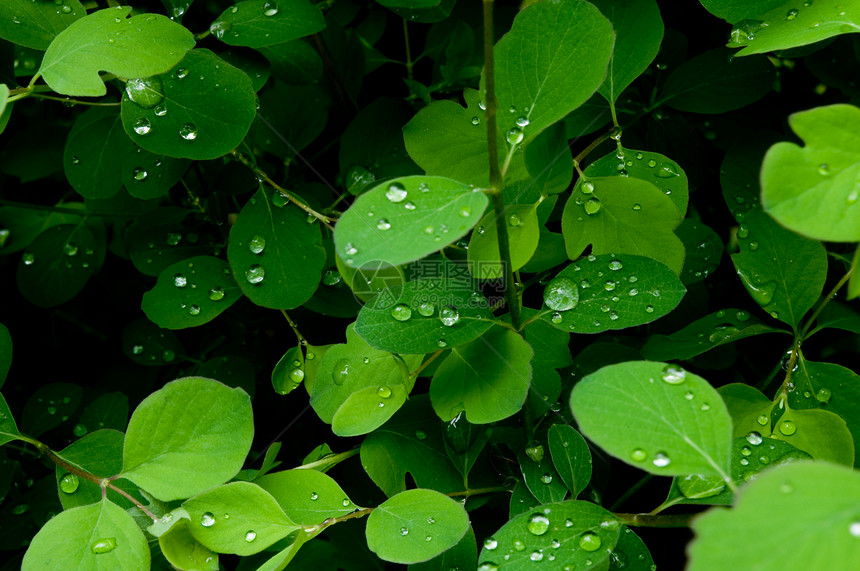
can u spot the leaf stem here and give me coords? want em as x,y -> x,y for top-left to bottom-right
613,512 -> 694,528
30,94 -> 120,107
409,349 -> 445,379
447,485 -> 508,497
403,19 -> 414,83
293,448 -> 360,471
799,266 -> 854,339
280,310 -> 307,346
572,125 -> 620,168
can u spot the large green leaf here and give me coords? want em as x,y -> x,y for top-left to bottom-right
689,463 -> 860,570
121,377 -> 254,501
38,7 -> 195,96
731,209 -> 827,330
365,488 -> 469,564
492,0 -> 614,145
210,0 -> 325,48
142,256 -> 243,330
430,325 -> 533,424
22,499 -> 149,570
466,205 -> 539,279
257,469 -> 356,525
228,187 -> 325,309
121,49 -> 257,160
478,500 -> 620,570
571,361 -> 733,478
561,177 -> 685,274
0,0 -> 84,51
354,278 -> 495,354
334,176 -> 488,269
761,104 -> 860,241
592,0 -> 664,104
539,254 -> 686,334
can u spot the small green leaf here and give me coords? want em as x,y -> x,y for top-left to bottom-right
478,500 -> 620,570
38,7 -> 194,96
562,177 -> 685,274
271,345 -> 306,395
210,0 -> 325,48
121,377 -> 254,501
592,0 -> 664,104
571,361 -> 733,478
430,325 -> 533,424
517,436 -> 568,504
0,322 -> 10,390
676,219 -> 723,285
354,278 -> 495,354
658,48 -> 775,113
540,254 -> 686,334
442,413 -> 490,480
0,393 -> 21,447
641,308 -> 790,361
509,479 -> 540,518
0,1 -> 84,51
22,382 -> 82,437
334,176 -> 487,269
22,499 -> 149,570
183,482 -> 299,555
122,318 -> 185,366
770,407 -> 854,466
689,463 -> 860,570
548,424 -> 592,497
365,488 -> 469,565
761,104 -> 860,241
256,469 -> 356,525
731,208 -> 827,330
467,205 -> 539,279
55,429 -> 137,510
610,526 -> 655,570
228,187 -> 325,309
142,256 -> 243,330
158,520 -> 219,571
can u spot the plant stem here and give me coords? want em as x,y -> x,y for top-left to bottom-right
447,486 -> 508,498
799,267 -> 854,339
482,0 -> 521,331
572,125 -> 620,168
409,349 -> 445,379
403,19 -> 414,82
280,310 -> 307,346
294,448 -> 360,471
614,512 -> 694,528
31,94 -> 120,107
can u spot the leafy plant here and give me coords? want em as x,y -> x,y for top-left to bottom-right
0,0 -> 859,569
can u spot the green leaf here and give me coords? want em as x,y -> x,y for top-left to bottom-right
539,254 -> 686,334
21,382 -> 82,437
121,49 -> 257,160
365,488 -> 469,565
725,2 -> 860,56
38,7 -> 195,96
410,527 -> 477,571
121,377 -> 254,501
55,430 -> 140,510
689,463 -> 860,570
571,361 -> 733,478
257,469 -> 356,525
141,255 -> 243,330
771,407 -> 855,466
158,519 -> 219,571
22,499 -> 149,570
850,246 -> 860,300
697,0 -> 786,22
430,325 -> 533,424
610,526 -> 655,570
731,208 -> 827,329
761,104 -> 860,241
79,393 -> 129,434
523,123 -> 573,196
258,40 -> 322,85
509,479 -> 540,518
210,0 -> 325,48
354,278 -> 495,354
718,383 -> 773,439
492,0 -> 614,145
641,308 -> 789,361
17,222 -> 105,307
361,395 -> 464,497
228,187 -> 325,309
0,322 -> 10,389
183,482 -> 299,555
127,216 -> 220,277
467,205 -> 539,279
442,413 -> 490,481
562,177 -> 685,274
548,424 -> 592,497
591,0 -> 664,104
478,500 -> 620,570
0,0 -> 84,51
675,219 -> 723,285
334,176 -> 487,269
658,48 -> 775,113
122,318 -> 185,366
63,107 -> 189,200
0,393 -> 21,447
255,82 -> 331,158
517,437 -> 568,504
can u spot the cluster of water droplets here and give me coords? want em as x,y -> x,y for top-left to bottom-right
730,1 -> 825,44
127,67 -> 200,143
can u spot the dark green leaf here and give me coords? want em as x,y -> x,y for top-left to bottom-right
610,526 -> 655,570
410,527 -> 476,571
78,392 -> 129,434
121,318 -> 185,366
548,424 -> 592,497
127,217 -> 219,277
210,0 -> 325,48
21,382 -> 82,437
55,429 -> 136,510
517,437 -> 568,504
675,219 -> 723,285
258,40 -> 322,84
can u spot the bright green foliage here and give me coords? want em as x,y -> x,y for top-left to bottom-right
158,520 -> 219,571
121,49 -> 257,160
22,499 -> 149,570
142,256 -> 242,329
540,254 -> 686,334
0,0 -> 84,50
182,482 -> 299,555
365,488 -> 469,564
334,176 -> 487,269
761,104 -> 860,241
38,7 -> 194,96
210,0 -> 325,48
689,463 -> 860,570
548,424 -> 592,497
571,362 -> 733,478
228,187 -> 325,309
121,377 -> 254,501
55,429 -> 134,509
430,325 -> 533,424
731,209 -> 827,330
257,469 -> 356,524
478,501 -> 621,570
467,205 -> 539,279
770,408 -> 854,465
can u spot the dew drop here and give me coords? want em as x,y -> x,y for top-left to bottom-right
249,235 -> 266,254
173,274 -> 187,288
200,512 -> 216,527
417,301 -> 435,317
440,307 -> 460,327
778,420 -> 797,436
399,527 -> 409,536
125,76 -> 164,109
540,473 -> 553,484
525,442 -> 544,463
132,117 -> 151,135
208,287 -> 225,301
660,364 -> 686,384
180,123 -> 198,140
188,304 -> 201,316
652,452 -> 671,467
263,0 -> 278,16
59,473 -> 79,494
579,532 -> 601,551
91,538 -> 117,554
584,197 -> 601,215
386,182 -> 408,203
484,537 -> 498,550
132,167 -> 148,181
527,513 -> 550,536
746,431 -> 763,445
544,277 -> 579,311
506,127 -> 524,145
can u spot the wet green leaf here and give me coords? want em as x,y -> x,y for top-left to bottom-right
21,382 -> 82,437
517,436 -> 568,504
257,469 -> 356,525
55,429 -> 136,510
127,216 -> 219,277
761,104 -> 860,241
121,377 -> 254,501
769,407 -> 854,466
571,361 -> 733,478
38,7 -> 194,96
121,318 -> 185,367
158,519 -> 219,571
365,488 -> 469,564
210,0 -> 325,48
675,219 -> 723,285
0,0 -> 84,51
548,424 -> 592,497
610,526 -> 655,570
467,205 -> 539,279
